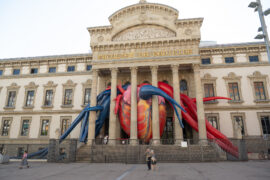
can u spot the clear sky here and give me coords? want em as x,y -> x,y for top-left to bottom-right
0,0 -> 269,59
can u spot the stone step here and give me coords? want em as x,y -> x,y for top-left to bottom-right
76,144 -> 219,163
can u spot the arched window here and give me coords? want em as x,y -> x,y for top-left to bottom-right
124,81 -> 130,86
162,80 -> 169,84
180,80 -> 188,95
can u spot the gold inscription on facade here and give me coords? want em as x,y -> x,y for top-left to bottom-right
97,49 -> 193,60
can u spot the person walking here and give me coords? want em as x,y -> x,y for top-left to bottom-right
145,148 -> 151,170
19,150 -> 29,169
150,150 -> 157,171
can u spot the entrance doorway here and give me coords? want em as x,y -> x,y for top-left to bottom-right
183,119 -> 193,143
161,117 -> 174,144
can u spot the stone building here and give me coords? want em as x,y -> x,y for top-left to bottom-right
0,1 -> 269,157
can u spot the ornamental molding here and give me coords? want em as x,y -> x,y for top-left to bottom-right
200,44 -> 266,56
0,55 -> 92,67
82,79 -> 92,87
44,81 -> 58,88
202,73 -> 217,81
108,3 -> 178,24
7,83 -> 20,90
223,72 -> 242,80
248,71 -> 268,80
91,38 -> 200,51
112,25 -> 176,42
24,82 -> 39,89
63,80 -> 77,88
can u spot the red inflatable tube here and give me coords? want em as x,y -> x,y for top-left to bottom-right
158,82 -> 238,157
114,94 -> 123,114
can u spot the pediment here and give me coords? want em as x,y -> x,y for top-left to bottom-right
112,25 -> 176,42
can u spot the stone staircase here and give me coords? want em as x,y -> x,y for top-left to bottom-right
76,144 -> 219,163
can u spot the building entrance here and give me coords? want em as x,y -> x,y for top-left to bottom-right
161,117 -> 174,144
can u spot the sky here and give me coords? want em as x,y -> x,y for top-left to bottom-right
0,0 -> 269,59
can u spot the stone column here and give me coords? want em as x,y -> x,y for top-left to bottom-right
193,64 -> 207,145
88,69 -> 99,145
130,67 -> 138,145
171,64 -> 183,144
151,66 -> 160,145
108,68 -> 118,145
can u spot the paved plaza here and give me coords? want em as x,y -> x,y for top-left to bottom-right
0,161 -> 270,180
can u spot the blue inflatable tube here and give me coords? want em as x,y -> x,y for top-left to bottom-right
139,85 -> 186,128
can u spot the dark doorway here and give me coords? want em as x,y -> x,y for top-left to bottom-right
161,117 -> 174,144
183,119 -> 193,142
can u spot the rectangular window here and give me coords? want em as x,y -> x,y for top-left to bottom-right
201,58 -> 211,64
204,84 -> 215,97
44,90 -> 53,106
64,89 -> 73,105
207,116 -> 218,129
0,70 -> 3,76
6,91 -> 16,107
249,56 -> 259,62
67,66 -> 75,72
48,67 -> 56,73
21,120 -> 30,136
30,68 -> 38,74
225,57 -> 234,63
254,82 -> 266,100
13,69 -> 20,75
1,120 -> 11,136
25,90 -> 35,107
86,65 -> 92,71
40,120 -> 49,136
233,116 -> 245,136
84,88 -> 91,105
261,116 -> 270,135
228,83 -> 240,101
61,119 -> 70,135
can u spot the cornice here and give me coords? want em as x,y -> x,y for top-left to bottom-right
108,3 -> 178,23
0,71 -> 92,80
205,104 -> 270,111
0,109 -> 83,115
176,18 -> 204,28
200,62 -> 270,69
0,54 -> 92,67
199,42 -> 266,55
87,26 -> 112,34
91,38 -> 200,51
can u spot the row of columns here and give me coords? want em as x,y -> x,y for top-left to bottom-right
87,64 -> 207,145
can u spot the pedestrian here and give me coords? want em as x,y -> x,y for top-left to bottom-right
104,135 -> 108,144
19,150 -> 29,169
150,150 -> 157,171
145,148 -> 151,170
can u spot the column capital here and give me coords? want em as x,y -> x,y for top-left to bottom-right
110,67 -> 118,72
171,64 -> 179,72
130,66 -> 138,72
92,69 -> 99,73
150,65 -> 158,72
192,64 -> 200,72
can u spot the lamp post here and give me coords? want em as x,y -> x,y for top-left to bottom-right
249,0 -> 270,63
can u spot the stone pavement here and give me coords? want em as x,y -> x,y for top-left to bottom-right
0,161 -> 270,180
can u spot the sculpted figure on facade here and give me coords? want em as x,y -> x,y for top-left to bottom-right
113,25 -> 176,41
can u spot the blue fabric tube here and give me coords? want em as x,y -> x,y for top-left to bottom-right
139,85 -> 185,128
79,111 -> 89,142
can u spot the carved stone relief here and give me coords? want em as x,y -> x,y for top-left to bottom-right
112,25 -> 176,41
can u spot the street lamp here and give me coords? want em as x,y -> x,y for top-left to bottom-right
248,0 -> 270,63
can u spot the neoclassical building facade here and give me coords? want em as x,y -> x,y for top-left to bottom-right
0,1 -> 270,155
